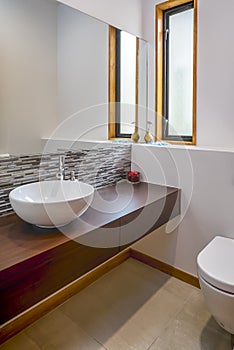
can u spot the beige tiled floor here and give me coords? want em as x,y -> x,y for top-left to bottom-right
0,258 -> 232,350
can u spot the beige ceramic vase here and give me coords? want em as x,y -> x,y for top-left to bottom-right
144,121 -> 153,143
144,130 -> 153,143
131,126 -> 140,143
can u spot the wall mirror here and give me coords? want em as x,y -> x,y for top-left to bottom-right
0,0 -> 148,155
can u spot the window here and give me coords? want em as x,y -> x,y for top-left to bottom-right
116,29 -> 137,137
109,26 -> 138,139
156,0 -> 197,144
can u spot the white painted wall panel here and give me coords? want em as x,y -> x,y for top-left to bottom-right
0,0 -> 57,154
58,0 -> 142,37
132,144 -> 234,275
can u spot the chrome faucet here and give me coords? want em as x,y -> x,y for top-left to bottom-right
56,155 -> 65,180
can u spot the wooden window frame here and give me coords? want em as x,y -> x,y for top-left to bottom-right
156,0 -> 197,145
108,26 -> 139,139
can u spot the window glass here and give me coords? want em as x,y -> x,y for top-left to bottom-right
120,31 -> 136,135
168,8 -> 194,136
156,0 -> 196,144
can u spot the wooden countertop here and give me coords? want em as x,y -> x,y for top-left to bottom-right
0,181 -> 180,271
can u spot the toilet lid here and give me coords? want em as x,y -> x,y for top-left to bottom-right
197,236 -> 234,294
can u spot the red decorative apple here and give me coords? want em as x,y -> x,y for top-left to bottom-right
127,171 -> 140,183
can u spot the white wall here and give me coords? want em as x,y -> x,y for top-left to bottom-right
196,0 -> 234,148
132,144 -> 234,275
0,0 -> 57,154
56,3 -> 108,141
58,0 -> 142,37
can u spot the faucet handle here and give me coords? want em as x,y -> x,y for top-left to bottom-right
70,171 -> 76,181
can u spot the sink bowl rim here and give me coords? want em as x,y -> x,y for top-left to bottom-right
9,180 -> 95,205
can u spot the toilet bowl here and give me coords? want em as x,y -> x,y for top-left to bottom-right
197,236 -> 234,334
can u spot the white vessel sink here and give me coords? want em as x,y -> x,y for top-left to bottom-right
9,180 -> 94,228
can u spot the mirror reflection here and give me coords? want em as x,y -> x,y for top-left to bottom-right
109,27 -> 148,139
0,0 -> 148,155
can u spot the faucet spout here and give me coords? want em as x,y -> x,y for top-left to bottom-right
56,155 -> 65,180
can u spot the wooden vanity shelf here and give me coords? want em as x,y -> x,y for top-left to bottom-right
0,181 -> 180,342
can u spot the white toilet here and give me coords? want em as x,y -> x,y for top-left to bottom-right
197,236 -> 234,336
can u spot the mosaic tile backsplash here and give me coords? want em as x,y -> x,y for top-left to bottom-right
0,144 -> 131,216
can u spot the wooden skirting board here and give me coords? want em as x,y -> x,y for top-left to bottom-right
0,248 -> 199,345
130,248 -> 200,289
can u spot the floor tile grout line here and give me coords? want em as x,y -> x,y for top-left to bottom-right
145,335 -> 160,350
23,333 -> 42,350
59,307 -> 109,350
24,308 -> 108,350
145,285 -> 197,350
